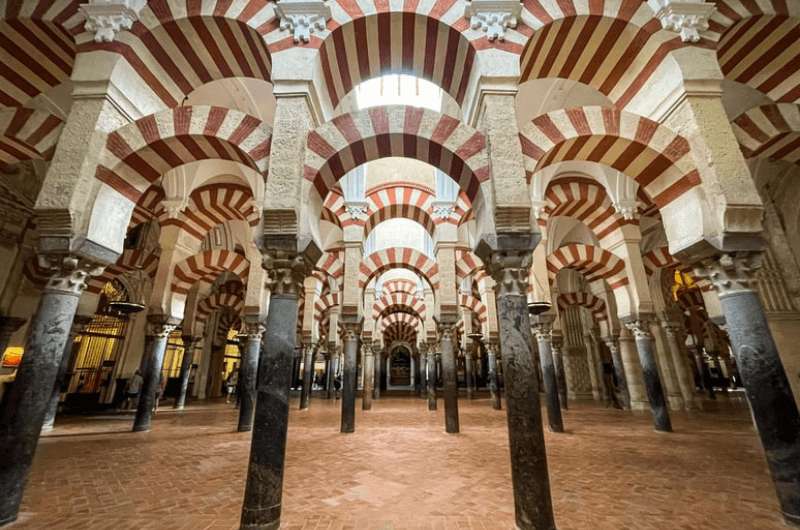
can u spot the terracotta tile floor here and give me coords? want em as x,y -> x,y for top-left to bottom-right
8,394 -> 786,529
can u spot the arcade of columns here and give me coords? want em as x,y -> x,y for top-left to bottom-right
0,0 -> 799,529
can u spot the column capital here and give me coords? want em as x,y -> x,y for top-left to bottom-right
531,322 -> 552,341
145,315 -> 178,338
694,252 -> 763,298
602,335 -> 619,352
262,237 -> 320,296
38,254 -> 105,297
244,322 -> 266,341
475,233 -> 538,296
341,320 -> 361,341
624,318 -> 653,340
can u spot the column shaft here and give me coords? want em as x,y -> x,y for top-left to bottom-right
465,350 -> 475,399
42,320 -> 83,430
440,327 -> 459,433
299,346 -> 315,410
340,329 -> 358,433
629,322 -> 672,432
487,345 -> 501,410
426,351 -> 437,410
663,323 -> 696,409
238,329 -> 262,432
551,345 -> 568,410
133,322 -> 173,432
618,331 -> 647,409
174,336 -> 196,410
362,350 -> 374,411
535,330 -> 563,433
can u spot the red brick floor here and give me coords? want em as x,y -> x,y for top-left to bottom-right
8,394 -> 786,529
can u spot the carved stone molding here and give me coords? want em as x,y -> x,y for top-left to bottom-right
275,0 -> 331,44
475,233 -> 538,297
264,251 -> 313,296
464,0 -> 522,42
341,321 -> 361,342
531,322 -> 552,342
343,202 -> 368,220
145,317 -> 177,339
624,319 -> 653,340
431,202 -> 457,220
80,0 -> 145,43
694,252 -> 762,298
612,198 -> 639,221
38,255 -> 105,296
244,321 -> 266,341
648,0 -> 716,43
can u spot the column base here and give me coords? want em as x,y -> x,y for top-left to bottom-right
132,424 -> 151,433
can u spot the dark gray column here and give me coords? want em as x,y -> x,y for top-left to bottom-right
299,344 -> 315,410
174,334 -> 198,410
133,317 -> 176,432
419,349 -> 428,400
465,347 -> 475,399
697,253 -> 800,526
532,322 -> 563,433
42,315 -> 91,431
486,341 -> 502,410
374,350 -> 381,399
0,257 -> 102,525
426,346 -> 437,410
324,356 -> 333,399
439,323 -> 459,433
362,343 -> 374,411
551,336 -> 568,410
340,323 -> 358,433
240,244 -> 316,530
626,320 -> 672,432
477,234 -> 556,530
603,336 -> 630,409
238,323 -> 263,432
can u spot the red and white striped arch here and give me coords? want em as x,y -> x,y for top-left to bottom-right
520,106 -> 698,209
372,292 -> 426,321
642,246 -> 680,275
314,11 -> 477,110
305,105 -> 489,202
0,1 -> 81,108
710,0 -> 800,103
84,247 -> 160,294
382,321 -> 418,345
459,293 -> 487,323
732,103 -> 800,165
0,108 -> 63,165
519,4 -> 684,108
314,248 -> 345,289
314,291 -> 340,322
196,281 -> 245,323
215,311 -> 242,344
547,243 -> 628,289
380,311 -> 421,332
359,247 -> 440,290
171,249 -> 249,295
540,177 -> 635,244
96,105 -> 271,203
454,248 -> 486,281
556,291 -> 608,322
381,279 -> 418,298
78,1 -> 273,109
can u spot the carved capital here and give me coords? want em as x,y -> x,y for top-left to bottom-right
602,336 -> 619,354
649,0 -> 715,43
694,252 -> 762,298
244,321 -> 266,341
624,319 -> 652,340
80,0 -> 144,43
343,201 -> 368,220
341,321 -> 361,342
38,254 -> 105,296
146,316 -> 177,339
531,322 -> 552,342
431,202 -> 457,220
264,251 -> 311,296
464,0 -> 522,42
275,0 -> 331,44
475,233 -> 537,297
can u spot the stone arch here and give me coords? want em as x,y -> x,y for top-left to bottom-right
0,0 -> 81,107
459,292 -> 487,323
454,248 -> 485,281
372,292 -> 426,321
546,243 -> 628,289
518,7 -> 684,108
556,291 -> 608,322
313,11 -> 477,111
642,246 -> 680,276
0,108 -> 63,165
381,279 -> 418,297
314,248 -> 344,290
95,105 -> 271,203
81,2 -> 273,109
85,247 -> 160,294
171,249 -> 249,295
358,248 -> 440,290
314,291 -> 340,323
732,103 -> 800,164
196,281 -> 245,323
520,106 -> 698,208
383,321 -> 418,345
304,106 -> 489,203
380,311 -> 421,332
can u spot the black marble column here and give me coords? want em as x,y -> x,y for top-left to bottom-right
133,318 -> 176,433
0,257 -> 101,525
698,253 -> 800,526
419,349 -> 428,400
477,235 -> 556,530
238,324 -> 263,432
174,335 -> 198,410
324,357 -> 333,399
465,348 -> 475,399
439,324 -> 459,433
486,342 -> 502,410
362,344 -> 374,411
626,320 -> 672,432
532,323 -> 563,433
340,324 -> 358,433
551,337 -> 568,410
604,337 -> 630,409
42,316 -> 90,431
426,347 -> 437,410
299,344 -> 315,410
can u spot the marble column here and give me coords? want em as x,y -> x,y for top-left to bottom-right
662,321 -> 696,409
240,248 -> 311,530
374,350 -> 381,400
697,253 -> 800,526
532,322 -> 563,433
340,324 -> 358,433
174,335 -> 198,410
426,347 -> 437,410
550,337 -> 568,410
618,329 -> 647,409
299,344 -> 315,411
477,236 -> 556,530
486,341 -> 502,410
603,336 -> 630,409
0,256 -> 102,525
133,317 -> 176,432
439,323 -> 459,434
362,344 -> 374,411
42,316 -> 92,430
324,356 -> 333,399
0,316 -> 25,360
238,323 -> 264,432
419,348 -> 428,400
464,348 -> 475,399
626,320 -> 672,432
